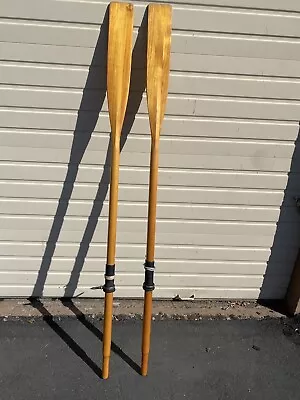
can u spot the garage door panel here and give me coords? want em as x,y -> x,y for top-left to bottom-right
0,242 -> 273,261
0,130 -> 295,158
0,147 -> 295,172
2,89 -> 300,121
0,230 -> 290,248
0,285 -> 285,300
0,112 -> 297,141
2,20 -> 300,60
3,199 -> 296,223
0,163 -> 292,189
0,257 -> 270,275
0,0 -> 299,300
4,43 -> 300,79
2,1 -> 300,38
0,271 -> 275,289
0,216 -> 285,237
0,181 -> 287,205
4,71 -> 300,101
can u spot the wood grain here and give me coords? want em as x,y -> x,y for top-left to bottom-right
146,3 -> 172,262
107,2 -> 133,139
146,4 -> 172,142
106,2 -> 133,268
106,1 -> 133,267
103,2 -> 133,380
142,3 -> 172,377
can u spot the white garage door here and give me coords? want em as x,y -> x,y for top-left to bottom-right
0,0 -> 300,299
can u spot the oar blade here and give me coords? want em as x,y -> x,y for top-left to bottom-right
146,4 -> 172,139
107,2 -> 133,138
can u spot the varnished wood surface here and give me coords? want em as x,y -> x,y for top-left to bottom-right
106,2 -> 133,265
146,4 -> 172,143
141,291 -> 153,376
142,4 -> 172,377
103,2 -> 133,380
102,292 -> 114,379
146,4 -> 172,262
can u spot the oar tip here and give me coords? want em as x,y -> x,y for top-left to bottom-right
110,1 -> 133,11
102,357 -> 110,379
141,354 -> 149,377
148,3 -> 172,13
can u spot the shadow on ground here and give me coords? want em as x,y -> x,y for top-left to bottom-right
28,298 -> 102,377
1,316 -> 299,400
28,298 -> 140,377
27,7 -> 148,377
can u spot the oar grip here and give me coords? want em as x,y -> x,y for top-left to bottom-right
103,264 -> 116,293
143,260 -> 155,292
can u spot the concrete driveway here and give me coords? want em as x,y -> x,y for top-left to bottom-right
0,301 -> 299,400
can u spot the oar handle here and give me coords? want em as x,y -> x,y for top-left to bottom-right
102,292 -> 114,379
141,291 -> 153,376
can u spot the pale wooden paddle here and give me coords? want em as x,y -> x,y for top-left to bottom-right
102,2 -> 133,380
141,3 -> 172,377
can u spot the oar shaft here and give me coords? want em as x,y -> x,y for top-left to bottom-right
102,292 -> 114,379
102,1 -> 133,380
107,139 -> 120,264
142,3 -> 172,377
141,291 -> 153,376
102,137 -> 120,380
141,140 -> 159,376
146,141 -> 160,261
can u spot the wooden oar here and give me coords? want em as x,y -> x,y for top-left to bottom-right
141,3 -> 172,377
102,2 -> 133,380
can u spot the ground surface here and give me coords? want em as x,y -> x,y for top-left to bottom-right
0,301 -> 299,400
0,298 -> 285,319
